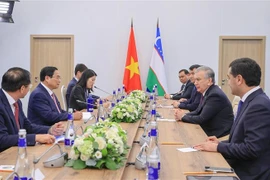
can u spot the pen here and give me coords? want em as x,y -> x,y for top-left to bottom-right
184,171 -> 216,175
161,142 -> 184,145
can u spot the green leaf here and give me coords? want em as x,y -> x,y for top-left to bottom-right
105,159 -> 118,170
101,148 -> 108,157
86,159 -> 97,166
107,144 -> 113,149
96,159 -> 106,169
65,159 -> 75,167
93,142 -> 99,149
73,159 -> 87,170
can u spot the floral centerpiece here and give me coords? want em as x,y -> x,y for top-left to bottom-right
110,97 -> 143,123
128,90 -> 147,103
65,120 -> 129,170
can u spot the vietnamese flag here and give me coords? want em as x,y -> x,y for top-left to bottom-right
123,20 -> 142,93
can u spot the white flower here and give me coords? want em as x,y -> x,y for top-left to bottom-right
91,133 -> 97,138
80,153 -> 90,161
86,128 -> 93,134
95,137 -> 106,150
69,148 -> 79,160
105,129 -> 118,140
94,151 -> 102,159
119,146 -> 124,154
108,139 -> 114,144
74,137 -> 84,147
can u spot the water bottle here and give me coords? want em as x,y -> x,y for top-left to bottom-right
87,94 -> 93,112
64,108 -> 75,149
97,99 -> 106,122
154,84 -> 158,98
148,109 -> 157,138
146,123 -> 160,180
111,90 -> 117,108
152,88 -> 156,102
14,129 -> 32,180
121,84 -> 126,100
116,87 -> 121,103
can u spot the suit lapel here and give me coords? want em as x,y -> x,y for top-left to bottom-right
38,83 -> 56,107
0,90 -> 19,132
229,88 -> 263,141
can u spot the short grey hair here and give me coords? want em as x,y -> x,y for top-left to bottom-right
195,66 -> 215,84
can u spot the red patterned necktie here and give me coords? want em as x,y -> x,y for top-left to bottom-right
51,93 -> 61,113
13,102 -> 20,130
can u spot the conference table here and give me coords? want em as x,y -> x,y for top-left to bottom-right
0,98 -> 236,180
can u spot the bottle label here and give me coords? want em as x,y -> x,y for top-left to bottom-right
64,139 -> 74,146
150,129 -> 157,137
14,177 -> 33,180
68,113 -> 73,120
18,138 -> 26,147
148,166 -> 159,180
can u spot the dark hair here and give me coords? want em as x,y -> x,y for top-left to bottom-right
77,69 -> 97,90
75,64 -> 88,75
179,69 -> 189,74
40,66 -> 58,81
189,64 -> 201,71
229,57 -> 261,86
1,67 -> 31,92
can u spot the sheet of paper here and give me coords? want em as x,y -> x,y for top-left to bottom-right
82,112 -> 92,121
177,147 -> 198,152
157,105 -> 174,109
157,118 -> 176,122
35,168 -> 45,180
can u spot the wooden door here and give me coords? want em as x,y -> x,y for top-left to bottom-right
30,35 -> 74,108
218,36 -> 265,101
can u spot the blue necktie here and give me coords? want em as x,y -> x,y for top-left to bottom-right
235,100 -> 243,121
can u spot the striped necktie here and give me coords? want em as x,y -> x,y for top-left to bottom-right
13,102 -> 20,130
51,93 -> 61,113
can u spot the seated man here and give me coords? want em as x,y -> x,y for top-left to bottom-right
193,58 -> 270,180
0,67 -> 64,152
164,69 -> 194,100
173,64 -> 202,111
66,63 -> 88,108
28,66 -> 82,126
175,66 -> 233,138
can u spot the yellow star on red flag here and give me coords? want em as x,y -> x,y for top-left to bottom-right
125,56 -> 140,79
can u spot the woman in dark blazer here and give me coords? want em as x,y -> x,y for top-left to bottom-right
69,69 -> 98,111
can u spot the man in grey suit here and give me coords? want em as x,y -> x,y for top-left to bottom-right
174,66 -> 233,138
194,58 -> 270,180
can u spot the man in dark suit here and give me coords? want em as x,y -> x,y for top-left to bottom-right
175,66 -> 233,138
164,69 -> 194,100
66,64 -> 88,108
28,66 -> 82,126
0,67 -> 64,152
172,64 -> 202,111
194,58 -> 270,180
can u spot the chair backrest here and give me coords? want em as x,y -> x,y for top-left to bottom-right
61,85 -> 67,111
231,96 -> 241,116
